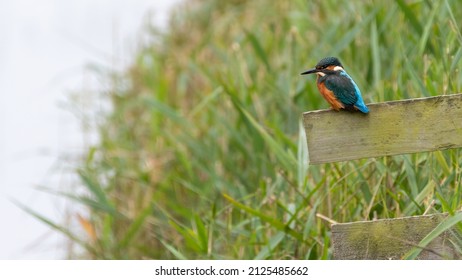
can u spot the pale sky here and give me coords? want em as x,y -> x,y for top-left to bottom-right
0,0 -> 180,259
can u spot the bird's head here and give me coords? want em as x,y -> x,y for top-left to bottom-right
300,57 -> 344,77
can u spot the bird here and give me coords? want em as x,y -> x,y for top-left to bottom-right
300,57 -> 369,113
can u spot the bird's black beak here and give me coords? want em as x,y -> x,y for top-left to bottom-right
300,68 -> 317,75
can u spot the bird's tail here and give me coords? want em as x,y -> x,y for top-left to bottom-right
355,99 -> 369,113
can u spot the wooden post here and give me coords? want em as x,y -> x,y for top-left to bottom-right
303,94 -> 462,164
332,213 -> 461,259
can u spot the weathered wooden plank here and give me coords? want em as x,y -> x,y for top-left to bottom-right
332,213 -> 461,260
303,94 -> 462,164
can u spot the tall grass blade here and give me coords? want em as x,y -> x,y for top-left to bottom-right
395,0 -> 423,34
160,240 -> 188,260
231,97 -> 297,171
119,203 -> 154,249
223,194 -> 303,241
330,7 -> 380,54
12,199 -> 96,255
255,232 -> 285,260
245,30 -> 271,71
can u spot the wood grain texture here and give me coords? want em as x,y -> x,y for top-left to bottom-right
332,213 -> 461,260
303,93 -> 462,164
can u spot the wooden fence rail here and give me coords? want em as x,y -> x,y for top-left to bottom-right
332,213 -> 461,259
303,94 -> 462,164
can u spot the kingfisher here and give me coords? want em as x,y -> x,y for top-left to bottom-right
300,57 -> 369,113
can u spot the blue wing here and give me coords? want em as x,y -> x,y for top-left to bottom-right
322,71 -> 369,113
322,73 -> 357,105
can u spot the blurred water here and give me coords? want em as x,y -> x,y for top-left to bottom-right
0,0 -> 179,259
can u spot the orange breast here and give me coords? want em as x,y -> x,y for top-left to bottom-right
317,80 -> 344,111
